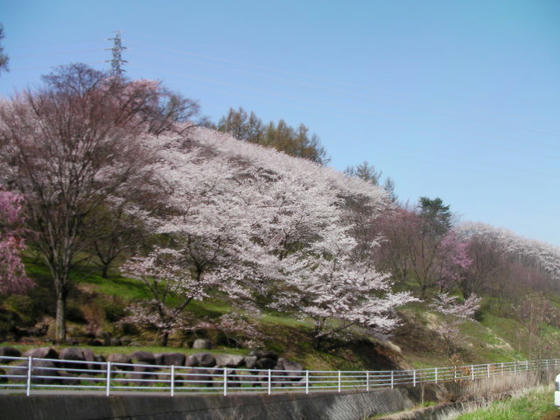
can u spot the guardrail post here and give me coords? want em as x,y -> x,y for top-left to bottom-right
487,364 -> 490,378
471,365 -> 474,381
435,367 -> 438,384
366,371 -> 369,391
514,361 -> 517,375
106,361 -> 111,397
305,370 -> 309,394
267,369 -> 271,395
26,356 -> 32,397
526,360 -> 529,371
546,359 -> 549,370
413,370 -> 416,387
390,370 -> 394,389
224,368 -> 228,396
170,365 -> 175,397
338,371 -> 341,392
501,362 -> 504,376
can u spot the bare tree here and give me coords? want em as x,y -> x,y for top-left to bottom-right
0,63 -> 182,341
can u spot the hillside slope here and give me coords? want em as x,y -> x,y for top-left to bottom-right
2,126 -> 560,371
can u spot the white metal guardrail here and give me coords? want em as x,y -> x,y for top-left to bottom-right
0,356 -> 557,396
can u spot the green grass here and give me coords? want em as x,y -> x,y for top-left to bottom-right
0,342 -> 251,357
82,274 -> 151,300
456,386 -> 557,420
260,312 -> 313,329
12,256 -> 560,374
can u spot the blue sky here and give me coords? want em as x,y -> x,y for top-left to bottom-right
1,1 -> 559,245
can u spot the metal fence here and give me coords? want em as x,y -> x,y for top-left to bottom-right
1,355 -> 558,397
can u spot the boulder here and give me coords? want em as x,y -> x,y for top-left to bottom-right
31,360 -> 61,384
188,353 -> 216,368
107,353 -> 132,371
0,346 -> 21,358
130,351 -> 155,365
81,348 -> 98,371
10,360 -> 60,384
5,362 -> 28,383
155,352 -> 185,366
126,364 -> 159,387
215,354 -> 245,368
60,347 -> 84,360
182,368 -> 214,388
225,369 -> 241,388
275,358 -> 304,385
253,350 -> 278,362
243,356 -> 258,369
126,351 -> 158,386
108,353 -> 131,364
192,339 -> 212,350
185,355 -> 199,367
251,371 -> 269,388
24,347 -> 59,360
255,357 -> 276,370
59,347 -> 86,371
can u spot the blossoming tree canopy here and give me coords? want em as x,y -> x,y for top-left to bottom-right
457,222 -> 560,282
122,127 -> 412,344
0,190 -> 33,293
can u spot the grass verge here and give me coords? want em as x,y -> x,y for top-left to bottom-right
449,385 -> 556,420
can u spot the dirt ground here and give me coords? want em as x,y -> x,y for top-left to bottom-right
541,411 -> 560,420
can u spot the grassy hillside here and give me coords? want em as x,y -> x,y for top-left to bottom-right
2,257 -> 560,372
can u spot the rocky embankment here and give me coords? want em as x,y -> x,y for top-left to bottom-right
0,345 -> 305,388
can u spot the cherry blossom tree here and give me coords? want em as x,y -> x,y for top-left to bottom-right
217,312 -> 264,349
457,222 -> 560,283
204,134 -> 411,345
122,247 -> 214,346
460,235 -> 505,297
0,63 -> 193,341
434,231 -> 472,293
0,190 -> 33,293
431,293 -> 481,319
430,292 -> 481,358
123,127 -> 411,346
120,137 -> 279,343
255,173 -> 414,347
281,243 -> 416,348
373,205 -> 471,298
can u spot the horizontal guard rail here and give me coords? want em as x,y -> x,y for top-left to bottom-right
0,355 -> 557,396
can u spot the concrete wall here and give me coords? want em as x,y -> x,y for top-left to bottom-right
0,389 -> 415,420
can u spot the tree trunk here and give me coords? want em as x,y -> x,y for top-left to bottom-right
52,265 -> 70,343
101,263 -> 109,279
55,290 -> 66,343
161,331 -> 169,347
421,283 -> 428,299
